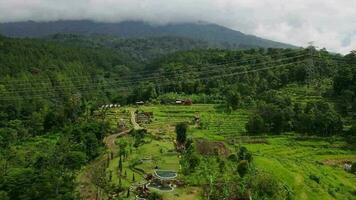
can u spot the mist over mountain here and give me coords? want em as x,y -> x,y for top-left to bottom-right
0,20 -> 296,49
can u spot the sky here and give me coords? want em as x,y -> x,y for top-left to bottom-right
0,0 -> 355,54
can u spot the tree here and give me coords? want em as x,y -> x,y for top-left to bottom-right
28,111 -> 45,136
83,132 -> 99,160
237,146 -> 253,162
175,122 -> 188,145
43,110 -> 61,132
118,156 -> 123,175
351,163 -> 356,174
63,151 -> 87,170
250,173 -> 288,200
246,114 -> 265,134
0,191 -> 9,200
7,119 -> 28,140
0,128 -> 17,148
132,173 -> 135,182
237,160 -> 249,177
2,168 -> 35,200
131,129 -> 146,147
118,140 -> 128,158
126,188 -> 130,198
225,89 -> 241,111
349,124 -> 356,136
303,101 -> 343,136
180,147 -> 200,175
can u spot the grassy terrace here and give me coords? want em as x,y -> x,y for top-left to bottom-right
245,136 -> 356,200
135,104 -> 250,140
104,104 -> 355,200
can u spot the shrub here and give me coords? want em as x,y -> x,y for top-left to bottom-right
131,129 -> 147,147
180,148 -> 200,175
0,191 -> 9,200
238,146 -> 253,162
250,173 -> 288,200
175,122 -> 188,145
237,160 -> 249,177
149,192 -> 163,200
351,163 -> 356,174
349,124 -> 356,136
309,174 -> 320,184
246,114 -> 265,134
227,154 -> 238,162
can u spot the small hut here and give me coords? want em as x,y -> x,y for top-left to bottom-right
344,163 -> 352,172
136,101 -> 144,105
175,100 -> 183,104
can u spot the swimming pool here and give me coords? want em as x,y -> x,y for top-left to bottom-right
154,170 -> 177,180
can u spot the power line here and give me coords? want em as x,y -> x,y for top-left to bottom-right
0,58 -> 306,97
0,55 -> 307,95
0,59 -> 305,100
0,49 -> 307,85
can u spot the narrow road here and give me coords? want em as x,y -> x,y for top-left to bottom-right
78,129 -> 129,200
130,109 -> 143,130
103,130 -> 130,151
78,109 -> 141,200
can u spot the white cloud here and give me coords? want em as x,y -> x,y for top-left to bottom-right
0,0 -> 355,53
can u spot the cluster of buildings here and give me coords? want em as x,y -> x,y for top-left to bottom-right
100,104 -> 120,109
135,99 -> 193,106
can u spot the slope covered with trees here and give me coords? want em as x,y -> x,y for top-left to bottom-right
0,34 -> 354,200
46,34 -> 214,63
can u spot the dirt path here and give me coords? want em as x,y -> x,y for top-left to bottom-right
103,130 -> 129,151
78,129 -> 129,200
78,110 -> 146,199
130,109 -> 143,130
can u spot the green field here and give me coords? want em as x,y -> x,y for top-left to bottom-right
245,136 -> 356,200
103,104 -> 356,200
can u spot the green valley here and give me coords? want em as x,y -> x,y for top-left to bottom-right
0,30 -> 355,200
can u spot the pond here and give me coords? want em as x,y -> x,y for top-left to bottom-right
154,170 -> 177,180
146,182 -> 174,191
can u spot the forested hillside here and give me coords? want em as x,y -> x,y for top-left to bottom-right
0,35 -> 354,128
47,34 -> 214,63
0,34 -> 355,200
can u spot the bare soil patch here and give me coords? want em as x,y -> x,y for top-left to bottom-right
195,139 -> 230,156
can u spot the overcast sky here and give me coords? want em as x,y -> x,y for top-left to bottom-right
0,0 -> 355,54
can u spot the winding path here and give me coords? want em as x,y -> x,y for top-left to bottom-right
78,109 -> 141,199
130,109 -> 143,130
78,129 -> 129,200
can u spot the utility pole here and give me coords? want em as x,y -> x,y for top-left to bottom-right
306,41 -> 316,87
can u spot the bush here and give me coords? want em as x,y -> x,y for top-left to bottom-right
149,192 -> 163,200
349,124 -> 356,136
351,163 -> 356,174
238,146 -> 253,162
0,191 -> 9,200
175,122 -> 188,145
309,174 -> 320,184
303,101 -> 343,136
250,173 -> 288,200
237,160 -> 249,177
130,129 -> 147,147
180,148 -> 200,175
227,154 -> 238,162
246,114 -> 265,134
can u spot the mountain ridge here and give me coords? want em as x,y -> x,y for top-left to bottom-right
0,20 -> 297,49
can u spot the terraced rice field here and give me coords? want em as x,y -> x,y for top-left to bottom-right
133,104 -> 250,140
105,104 -> 355,200
244,136 -> 356,200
